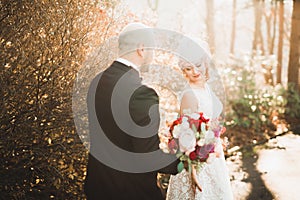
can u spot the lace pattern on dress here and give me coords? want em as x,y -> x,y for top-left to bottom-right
166,155 -> 229,200
166,84 -> 233,200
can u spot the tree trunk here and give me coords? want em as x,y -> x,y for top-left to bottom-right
230,0 -> 237,55
277,0 -> 284,84
206,0 -> 215,54
252,0 -> 265,54
270,1 -> 277,55
265,2 -> 272,54
288,1 -> 300,92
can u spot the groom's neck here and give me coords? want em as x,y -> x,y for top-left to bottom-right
119,54 -> 141,68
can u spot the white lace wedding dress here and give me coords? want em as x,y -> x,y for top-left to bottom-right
166,83 -> 233,200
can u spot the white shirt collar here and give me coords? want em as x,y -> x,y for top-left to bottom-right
116,58 -> 140,73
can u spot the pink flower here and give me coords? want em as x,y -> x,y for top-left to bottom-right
214,130 -> 221,138
196,144 -> 215,162
214,126 -> 226,138
168,139 -> 178,154
221,127 -> 226,135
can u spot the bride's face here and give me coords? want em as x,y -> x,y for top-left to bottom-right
182,63 -> 208,84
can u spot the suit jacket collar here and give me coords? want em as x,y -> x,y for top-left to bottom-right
116,58 -> 140,74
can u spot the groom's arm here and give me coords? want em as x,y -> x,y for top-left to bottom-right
129,85 -> 179,174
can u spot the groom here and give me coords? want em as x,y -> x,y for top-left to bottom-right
84,23 -> 179,200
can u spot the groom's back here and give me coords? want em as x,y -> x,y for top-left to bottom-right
84,61 -> 164,200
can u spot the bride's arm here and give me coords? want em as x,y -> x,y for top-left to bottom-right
180,91 -> 203,192
180,91 -> 198,114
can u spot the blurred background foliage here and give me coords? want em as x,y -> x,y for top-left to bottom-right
0,0 -> 122,198
1,0 -> 300,199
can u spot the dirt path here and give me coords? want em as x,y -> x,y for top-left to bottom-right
241,153 -> 274,200
256,133 -> 300,200
227,132 -> 300,200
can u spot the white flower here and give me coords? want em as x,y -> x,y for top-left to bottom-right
159,127 -> 170,138
159,142 -> 169,153
190,113 -> 200,120
251,105 -> 257,112
181,120 -> 190,129
201,123 -> 206,133
182,116 -> 189,123
202,113 -> 209,119
179,129 -> 196,153
205,130 -> 215,140
172,120 -> 190,138
197,138 -> 205,146
172,125 -> 182,138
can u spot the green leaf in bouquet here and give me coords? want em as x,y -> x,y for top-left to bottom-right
201,123 -> 206,133
191,124 -> 197,132
177,161 -> 184,173
194,162 -> 202,173
191,160 -> 198,165
199,132 -> 205,138
188,159 -> 192,173
179,154 -> 188,162
176,152 -> 183,158
195,131 -> 200,139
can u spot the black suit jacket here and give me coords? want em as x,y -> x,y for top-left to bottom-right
84,61 -> 179,200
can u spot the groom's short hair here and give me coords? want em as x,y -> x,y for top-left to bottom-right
118,22 -> 154,56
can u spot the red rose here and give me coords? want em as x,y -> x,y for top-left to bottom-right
189,151 -> 197,160
169,117 -> 182,132
199,112 -> 210,123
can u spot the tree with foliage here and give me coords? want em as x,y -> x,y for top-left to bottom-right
0,0 -> 123,198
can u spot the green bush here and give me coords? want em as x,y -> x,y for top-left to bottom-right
282,83 -> 300,119
222,55 -> 283,132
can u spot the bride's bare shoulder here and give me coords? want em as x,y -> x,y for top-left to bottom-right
180,90 -> 198,114
181,90 -> 197,100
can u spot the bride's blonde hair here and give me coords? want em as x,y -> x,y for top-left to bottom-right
177,37 -> 211,69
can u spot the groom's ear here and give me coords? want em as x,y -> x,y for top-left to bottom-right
136,43 -> 144,58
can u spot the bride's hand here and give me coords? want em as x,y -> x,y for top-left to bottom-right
191,165 -> 202,194
183,162 -> 202,193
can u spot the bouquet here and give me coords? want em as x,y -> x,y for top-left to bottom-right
159,112 -> 226,173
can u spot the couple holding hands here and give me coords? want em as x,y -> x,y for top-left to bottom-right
84,22 -> 233,200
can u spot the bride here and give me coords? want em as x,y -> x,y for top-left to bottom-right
166,40 -> 233,200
